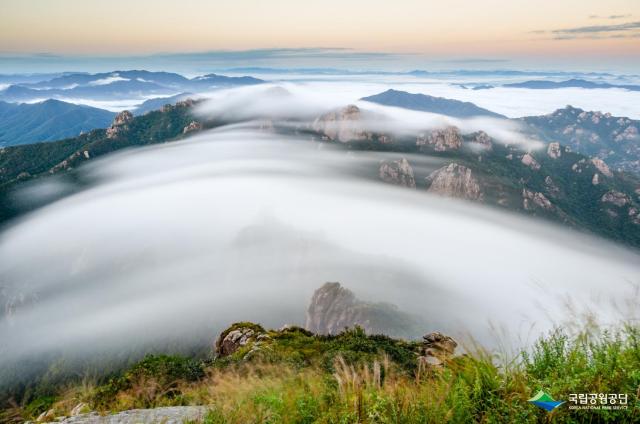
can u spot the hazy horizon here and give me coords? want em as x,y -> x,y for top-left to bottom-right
1,0 -> 640,73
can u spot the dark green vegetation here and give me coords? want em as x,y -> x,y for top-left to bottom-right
3,323 -> 639,423
0,99 -> 115,147
1,100 -> 639,247
346,130 -> 640,247
0,100 -> 200,222
521,106 -> 640,176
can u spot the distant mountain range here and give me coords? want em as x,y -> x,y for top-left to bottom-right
220,67 -> 618,79
361,89 -> 506,119
132,93 -> 194,116
0,70 -> 264,102
504,79 -> 640,91
0,99 -> 115,147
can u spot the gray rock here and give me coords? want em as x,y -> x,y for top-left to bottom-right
417,127 -> 462,152
379,158 -> 416,188
601,190 -> 630,207
521,153 -> 541,170
305,282 -> 421,338
312,105 -> 369,142
48,406 -> 208,424
426,163 -> 482,201
523,189 -> 553,211
547,142 -> 561,159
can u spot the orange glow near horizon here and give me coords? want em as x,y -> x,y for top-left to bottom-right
1,0 -> 639,59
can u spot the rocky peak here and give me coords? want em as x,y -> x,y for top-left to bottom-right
522,189 -> 553,211
590,158 -> 612,177
379,158 -> 416,188
469,131 -> 492,150
183,120 -> 202,134
521,153 -> 541,170
601,190 -> 630,207
106,110 -> 134,139
426,163 -> 483,201
112,110 -> 134,127
305,282 -> 420,338
547,142 -> 561,159
551,105 -> 583,118
417,127 -> 462,152
306,282 -> 357,335
312,105 -> 369,142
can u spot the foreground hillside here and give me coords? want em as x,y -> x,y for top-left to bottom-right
2,284 -> 639,423
3,322 -> 638,423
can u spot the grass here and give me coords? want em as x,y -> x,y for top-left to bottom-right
3,324 -> 640,423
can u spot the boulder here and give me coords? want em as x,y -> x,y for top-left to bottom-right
182,121 -> 202,134
379,158 -> 416,188
417,127 -> 462,152
521,153 -> 541,170
590,158 -> 613,177
418,332 -> 458,367
523,189 -> 553,211
547,142 -> 561,159
312,105 -> 370,142
601,190 -> 630,207
215,323 -> 265,357
426,163 -> 482,201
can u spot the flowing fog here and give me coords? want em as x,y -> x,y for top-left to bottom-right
42,73 -> 640,119
1,122 -> 639,365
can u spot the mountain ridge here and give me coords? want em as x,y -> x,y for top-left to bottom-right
360,89 -> 506,119
0,99 -> 115,147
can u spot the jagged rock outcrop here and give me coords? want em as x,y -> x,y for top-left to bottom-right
106,111 -> 134,139
544,176 -> 560,197
426,163 -> 483,201
215,323 -> 267,357
601,190 -> 630,207
418,332 -> 458,367
547,142 -> 561,159
629,208 -> 640,225
523,189 -> 553,211
590,158 -> 612,177
379,158 -> 416,188
522,106 -> 640,175
521,153 -> 541,170
571,159 -> 587,173
471,131 -> 493,149
417,127 -> 462,151
312,105 -> 369,142
182,120 -> 202,134
305,282 -> 421,338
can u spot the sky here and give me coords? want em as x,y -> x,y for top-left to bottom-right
1,0 -> 639,72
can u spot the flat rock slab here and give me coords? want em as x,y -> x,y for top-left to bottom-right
48,406 -> 209,424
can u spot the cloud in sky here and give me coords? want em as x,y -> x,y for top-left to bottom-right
553,21 -> 640,34
589,14 -> 632,20
533,20 -> 640,40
